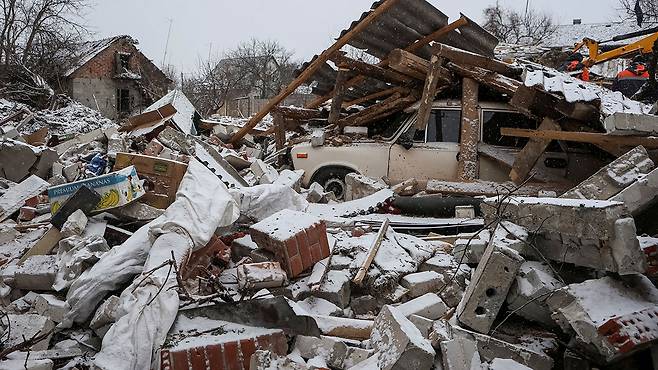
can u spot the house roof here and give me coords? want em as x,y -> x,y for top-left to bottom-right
540,21 -> 658,49
63,35 -> 136,77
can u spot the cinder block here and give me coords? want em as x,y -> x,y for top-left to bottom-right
457,240 -> 524,334
33,294 -> 70,323
345,173 -> 386,201
371,305 -> 435,370
440,337 -> 482,370
507,262 -> 564,326
237,262 -> 287,290
13,255 -> 58,291
313,270 -> 351,308
400,271 -> 443,298
250,210 -> 330,278
396,293 -> 448,320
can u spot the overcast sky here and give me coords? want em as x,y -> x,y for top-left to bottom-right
85,0 -> 624,74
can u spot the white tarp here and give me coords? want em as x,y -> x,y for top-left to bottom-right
230,184 -> 309,222
59,160 -> 239,369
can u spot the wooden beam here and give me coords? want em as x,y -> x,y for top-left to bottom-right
271,106 -> 325,120
510,118 -> 562,184
337,93 -> 417,127
388,49 -> 453,83
330,53 -> 412,85
329,69 -> 349,124
229,0 -> 401,144
457,77 -> 480,181
411,55 -> 445,136
407,17 -> 468,53
500,128 -> 658,149
446,62 -> 520,96
353,218 -> 390,285
305,18 -> 467,109
342,87 -> 404,108
434,43 -> 522,77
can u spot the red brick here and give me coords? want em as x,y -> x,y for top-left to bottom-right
296,232 -> 313,268
289,255 -> 304,278
189,347 -> 207,369
285,238 -> 298,259
206,344 -> 226,370
169,349 -> 189,370
222,341 -> 242,370
239,338 -> 257,368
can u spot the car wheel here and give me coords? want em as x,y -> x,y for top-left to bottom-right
311,167 -> 354,201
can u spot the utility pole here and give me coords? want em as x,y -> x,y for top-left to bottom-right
162,18 -> 174,67
525,0 -> 530,16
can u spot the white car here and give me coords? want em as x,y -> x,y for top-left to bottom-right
291,100 -> 602,199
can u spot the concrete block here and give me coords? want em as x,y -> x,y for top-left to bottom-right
547,275 -> 658,362
400,271 -> 443,299
62,163 -> 81,182
604,112 -> 658,135
408,314 -> 434,338
440,337 -> 481,370
455,205 -> 476,219
489,358 -> 532,370
250,350 -> 312,370
420,253 -> 459,275
506,262 -> 564,326
0,139 -> 38,182
273,169 -> 305,192
33,294 -> 69,323
313,270 -> 351,308
457,240 -> 524,334
351,295 -> 380,316
391,178 -> 419,196
343,126 -> 368,135
250,159 -> 279,185
482,196 -> 626,241
382,285 -> 410,304
453,222 -> 528,264
396,293 -> 448,320
0,356 -> 53,370
451,324 -> 553,370
298,297 -> 343,317
90,295 -> 120,331
311,129 -> 325,147
561,146 -> 654,200
237,262 -> 287,290
294,335 -> 368,369
371,305 -> 435,370
13,255 -> 57,291
345,173 -> 386,201
611,166 -> 658,215
3,314 -> 54,351
59,209 -> 88,238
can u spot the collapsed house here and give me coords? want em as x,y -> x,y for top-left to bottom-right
2,0 -> 658,370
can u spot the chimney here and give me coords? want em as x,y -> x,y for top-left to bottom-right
573,19 -> 582,25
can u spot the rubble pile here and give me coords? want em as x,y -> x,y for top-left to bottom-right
2,1 -> 658,370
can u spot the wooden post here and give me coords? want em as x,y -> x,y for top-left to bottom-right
229,0 -> 401,144
329,68 -> 349,124
353,219 -> 390,285
458,77 -> 480,181
330,53 -> 411,85
273,112 -> 286,166
510,118 -> 562,184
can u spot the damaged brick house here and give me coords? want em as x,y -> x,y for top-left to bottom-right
59,35 -> 173,120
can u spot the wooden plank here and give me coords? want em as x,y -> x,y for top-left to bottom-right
306,18 -> 468,109
270,106 -> 325,120
329,69 -> 349,124
458,77 -> 480,181
229,0 -> 401,144
353,218 -> 390,285
330,53 -> 411,85
18,227 -> 62,265
434,43 -> 522,77
388,48 -> 453,84
500,128 -> 658,148
510,118 -> 562,184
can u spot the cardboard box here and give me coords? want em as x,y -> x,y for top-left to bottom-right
48,166 -> 145,214
114,153 -> 188,209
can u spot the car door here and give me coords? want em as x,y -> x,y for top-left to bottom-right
387,109 -> 462,184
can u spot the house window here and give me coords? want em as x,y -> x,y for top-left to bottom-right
116,52 -> 131,73
117,89 -> 131,114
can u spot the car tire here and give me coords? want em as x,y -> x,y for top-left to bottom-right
311,167 -> 354,201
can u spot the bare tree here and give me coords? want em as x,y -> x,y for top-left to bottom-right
184,38 -> 298,116
620,0 -> 657,24
0,0 -> 88,79
483,2 -> 557,46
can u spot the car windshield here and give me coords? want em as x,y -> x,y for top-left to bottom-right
375,112 -> 412,141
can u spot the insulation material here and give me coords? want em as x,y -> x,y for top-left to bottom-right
61,160 -> 239,329
230,184 -> 309,222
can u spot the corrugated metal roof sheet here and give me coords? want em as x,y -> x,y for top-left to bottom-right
522,64 -> 652,117
299,0 -> 498,105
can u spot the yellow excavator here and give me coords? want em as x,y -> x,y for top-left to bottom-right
574,26 -> 658,67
